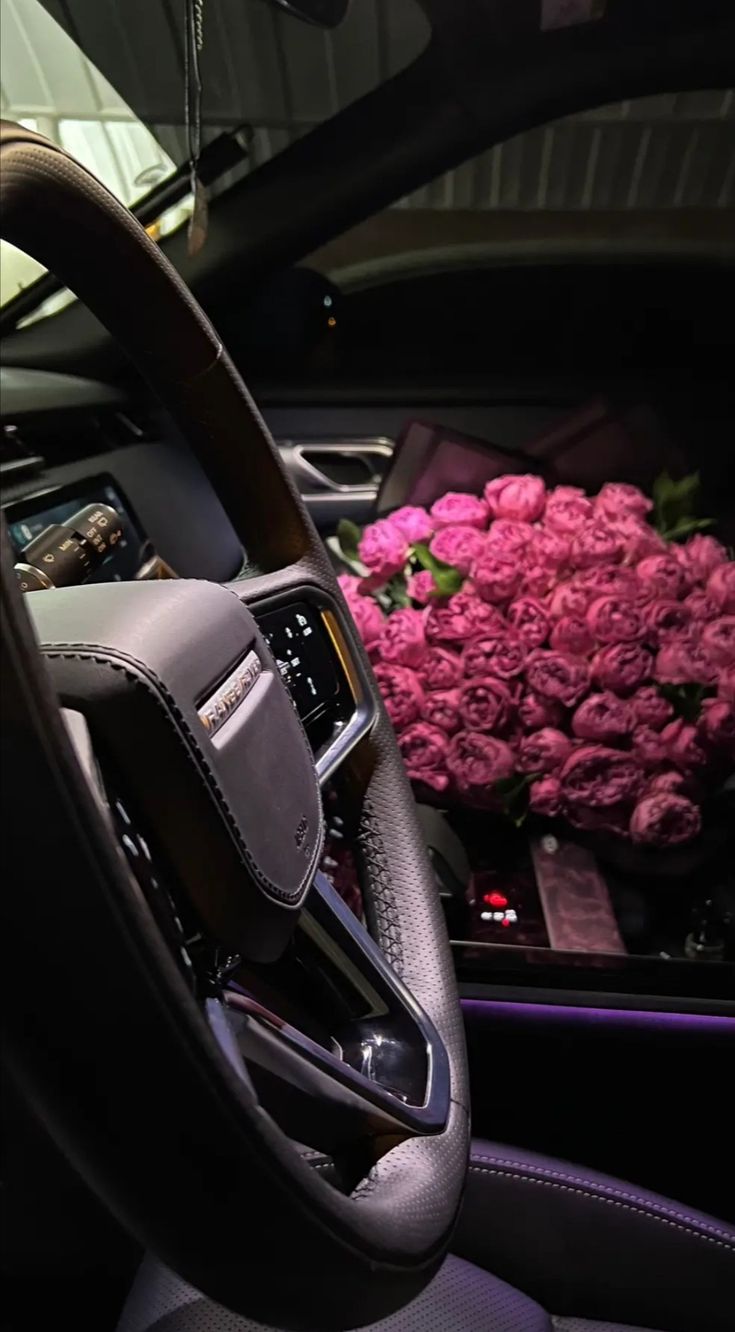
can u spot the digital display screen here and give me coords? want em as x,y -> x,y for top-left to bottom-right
259,602 -> 339,724
5,475 -> 147,583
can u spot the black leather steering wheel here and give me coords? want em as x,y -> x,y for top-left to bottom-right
0,123 -> 469,1330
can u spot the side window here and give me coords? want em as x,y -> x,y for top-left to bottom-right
306,91 -> 735,382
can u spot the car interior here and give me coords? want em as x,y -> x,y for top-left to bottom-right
1,2 -> 734,1331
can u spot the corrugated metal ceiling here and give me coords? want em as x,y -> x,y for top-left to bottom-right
1,0 -> 734,211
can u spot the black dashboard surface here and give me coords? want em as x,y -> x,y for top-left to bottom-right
1,367 -> 245,585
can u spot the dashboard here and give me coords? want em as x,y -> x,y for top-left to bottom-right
0,367 -> 374,774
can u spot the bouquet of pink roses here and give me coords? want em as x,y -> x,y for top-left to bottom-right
336,473 -> 735,848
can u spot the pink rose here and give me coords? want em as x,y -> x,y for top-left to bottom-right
718,668 -> 735,704
346,592 -> 385,646
358,519 -> 408,582
447,731 -> 516,797
417,646 -> 463,692
682,534 -> 727,583
702,617 -> 735,668
550,616 -> 594,657
526,650 -> 590,708
595,482 -> 652,522
431,491 -> 488,531
373,663 -> 424,730
484,474 -> 546,523
577,564 -> 641,601
424,596 -> 475,646
485,518 -> 535,559
586,595 -> 644,644
707,563 -> 735,614
698,697 -> 735,752
654,637 -> 716,686
520,565 -> 556,598
398,722 -> 449,793
388,505 -> 434,544
548,580 -> 596,619
560,745 -> 644,808
648,770 -> 688,796
423,689 -> 463,735
661,718 -> 708,771
338,573 -> 362,605
630,793 -> 701,847
610,515 -> 667,563
632,725 -> 668,769
572,692 -> 633,743
631,686 -> 674,731
507,597 -> 550,648
425,592 -> 504,646
544,486 -> 594,535
519,728 -> 572,774
529,776 -> 564,818
571,523 -> 624,569
592,643 -> 653,694
531,528 -> 571,570
378,608 -> 427,668
519,691 -> 564,731
636,555 -> 690,601
463,594 -> 511,637
684,589 -> 719,621
566,802 -> 630,836
463,634 -> 527,682
472,552 -> 523,604
408,571 -> 439,606
429,525 -> 486,574
459,679 -> 514,733
643,600 -> 691,644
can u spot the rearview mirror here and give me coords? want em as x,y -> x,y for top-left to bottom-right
266,0 -> 350,27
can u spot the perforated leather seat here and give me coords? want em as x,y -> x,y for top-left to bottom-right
117,1139 -> 735,1332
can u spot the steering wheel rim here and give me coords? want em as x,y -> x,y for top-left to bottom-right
0,122 -> 469,1329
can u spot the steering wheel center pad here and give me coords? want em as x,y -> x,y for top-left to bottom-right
30,579 -> 324,962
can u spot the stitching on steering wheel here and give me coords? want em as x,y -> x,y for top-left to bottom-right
41,642 -> 323,903
357,798 -> 405,973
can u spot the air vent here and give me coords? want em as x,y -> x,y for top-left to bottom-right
1,423 -> 45,479
2,404 -> 160,469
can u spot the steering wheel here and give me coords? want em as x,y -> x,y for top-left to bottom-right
1,123 -> 469,1330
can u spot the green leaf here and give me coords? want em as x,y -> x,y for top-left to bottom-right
383,574 -> 411,610
652,470 -> 712,538
493,771 -> 536,829
326,535 -> 368,578
660,516 -> 715,542
336,518 -> 363,563
412,543 -> 464,597
658,682 -> 713,724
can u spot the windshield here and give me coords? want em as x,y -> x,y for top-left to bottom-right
0,0 -> 430,316
0,0 -> 183,309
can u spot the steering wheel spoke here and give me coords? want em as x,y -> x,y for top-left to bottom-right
216,873 -> 450,1154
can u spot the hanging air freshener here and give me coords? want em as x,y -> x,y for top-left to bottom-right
185,0 -> 208,255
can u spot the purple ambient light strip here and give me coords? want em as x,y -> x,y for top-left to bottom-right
461,999 -> 735,1033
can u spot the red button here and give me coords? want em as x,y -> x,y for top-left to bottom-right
483,891 -> 509,908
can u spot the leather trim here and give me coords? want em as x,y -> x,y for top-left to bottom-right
452,1139 -> 735,1332
468,1153 -> 735,1253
